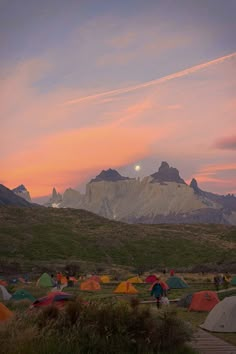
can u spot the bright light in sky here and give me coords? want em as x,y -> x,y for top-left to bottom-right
135,165 -> 141,172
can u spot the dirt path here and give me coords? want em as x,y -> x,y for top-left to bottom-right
191,329 -> 236,354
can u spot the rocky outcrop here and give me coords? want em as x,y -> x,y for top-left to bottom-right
151,161 -> 186,184
0,184 -> 32,206
89,169 -> 131,183
12,184 -> 31,202
45,187 -> 62,207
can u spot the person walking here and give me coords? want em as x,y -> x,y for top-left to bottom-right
151,277 -> 164,309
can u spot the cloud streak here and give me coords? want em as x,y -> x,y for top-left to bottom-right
215,136 -> 236,150
64,52 -> 236,106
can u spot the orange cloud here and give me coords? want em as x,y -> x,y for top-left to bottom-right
1,122 -> 172,197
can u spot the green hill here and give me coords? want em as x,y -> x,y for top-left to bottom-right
0,206 -> 235,270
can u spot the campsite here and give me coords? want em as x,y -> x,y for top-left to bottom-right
0,270 -> 236,354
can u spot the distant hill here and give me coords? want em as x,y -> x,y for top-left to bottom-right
0,206 -> 235,270
45,161 -> 236,225
0,184 -> 32,206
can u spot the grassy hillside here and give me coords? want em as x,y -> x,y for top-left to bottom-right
0,206 -> 235,270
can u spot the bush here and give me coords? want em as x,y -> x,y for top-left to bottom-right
0,299 -> 193,354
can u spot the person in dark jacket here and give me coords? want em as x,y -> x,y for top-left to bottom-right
151,278 -> 164,308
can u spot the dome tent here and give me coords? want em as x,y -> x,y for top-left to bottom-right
36,273 -> 54,288
166,276 -> 188,289
189,291 -> 219,312
12,289 -> 35,302
200,296 -> 236,332
113,281 -> 138,294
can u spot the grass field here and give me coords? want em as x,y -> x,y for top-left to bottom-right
0,206 -> 236,272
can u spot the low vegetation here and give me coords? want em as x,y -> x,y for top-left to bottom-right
0,207 -> 236,271
0,299 -> 194,354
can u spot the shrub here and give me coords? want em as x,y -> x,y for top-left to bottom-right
0,300 -> 193,354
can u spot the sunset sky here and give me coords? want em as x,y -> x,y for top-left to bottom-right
1,0 -> 236,201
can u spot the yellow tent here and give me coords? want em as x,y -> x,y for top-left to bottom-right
0,302 -> 13,322
127,276 -> 143,283
113,281 -> 138,294
100,275 -> 110,283
80,280 -> 101,291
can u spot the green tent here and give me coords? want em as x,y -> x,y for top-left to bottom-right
166,276 -> 188,289
36,273 -> 53,288
230,276 -> 236,286
12,289 -> 35,302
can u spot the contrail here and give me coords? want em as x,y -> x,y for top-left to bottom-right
64,52 -> 236,106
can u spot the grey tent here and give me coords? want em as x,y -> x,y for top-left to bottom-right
200,296 -> 236,332
177,293 -> 193,308
0,285 -> 12,301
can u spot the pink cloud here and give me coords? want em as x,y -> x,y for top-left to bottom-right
215,135 -> 236,150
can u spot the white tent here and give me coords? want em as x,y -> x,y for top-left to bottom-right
0,285 -> 12,301
200,296 -> 236,333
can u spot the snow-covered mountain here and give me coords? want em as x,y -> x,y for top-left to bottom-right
45,162 -> 236,225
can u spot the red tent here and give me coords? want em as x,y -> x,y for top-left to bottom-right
31,291 -> 73,308
145,275 -> 157,283
189,291 -> 219,312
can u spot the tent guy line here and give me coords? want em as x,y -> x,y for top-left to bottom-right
63,52 -> 236,106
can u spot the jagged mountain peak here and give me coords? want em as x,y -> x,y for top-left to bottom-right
12,184 -> 27,192
12,184 -> 31,202
151,161 -> 186,184
90,168 -> 131,183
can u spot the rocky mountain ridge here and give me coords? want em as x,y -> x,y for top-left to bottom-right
46,162 -> 236,225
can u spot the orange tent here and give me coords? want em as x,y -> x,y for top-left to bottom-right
0,280 -> 7,287
113,281 -> 138,294
0,302 -> 13,322
189,291 -> 219,312
89,275 -> 101,283
80,280 -> 101,291
61,276 -> 68,285
100,275 -> 110,283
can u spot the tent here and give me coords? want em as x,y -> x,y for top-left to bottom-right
127,276 -> 143,283
189,291 -> 219,312
177,293 -> 193,308
80,280 -> 101,291
149,280 -> 169,291
36,273 -> 54,288
166,276 -> 188,289
69,276 -> 78,283
145,275 -> 157,283
89,275 -> 101,283
12,289 -> 35,302
0,279 -> 8,287
100,275 -> 110,283
230,276 -> 236,286
200,296 -> 236,332
61,276 -> 68,285
113,281 -> 138,294
32,291 -> 73,308
0,285 -> 12,301
0,302 -> 13,322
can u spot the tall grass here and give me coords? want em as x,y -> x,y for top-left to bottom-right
0,298 -> 194,354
